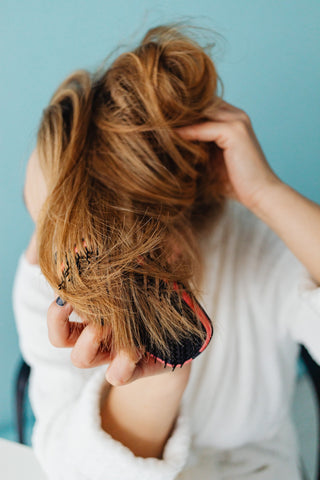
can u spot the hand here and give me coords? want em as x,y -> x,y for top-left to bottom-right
176,100 -> 282,210
48,298 -> 191,458
47,298 -> 191,387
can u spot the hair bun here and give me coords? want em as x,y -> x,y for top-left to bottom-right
102,25 -> 219,130
138,25 -> 219,125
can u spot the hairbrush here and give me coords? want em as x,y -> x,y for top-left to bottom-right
57,242 -> 213,370
137,279 -> 213,370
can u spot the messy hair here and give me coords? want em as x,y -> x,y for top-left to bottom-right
36,24 -> 227,360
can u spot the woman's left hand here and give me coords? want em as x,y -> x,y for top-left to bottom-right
176,100 -> 282,210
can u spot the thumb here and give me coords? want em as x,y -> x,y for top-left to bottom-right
106,350 -> 141,386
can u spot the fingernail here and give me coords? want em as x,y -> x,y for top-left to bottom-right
106,370 -> 131,387
106,370 -> 124,387
56,296 -> 66,306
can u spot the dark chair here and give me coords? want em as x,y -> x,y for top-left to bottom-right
15,358 -> 31,445
300,345 -> 320,480
15,347 -> 320,477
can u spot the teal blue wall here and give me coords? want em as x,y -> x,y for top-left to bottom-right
1,0 -> 319,432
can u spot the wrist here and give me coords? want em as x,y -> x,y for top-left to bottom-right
245,177 -> 286,218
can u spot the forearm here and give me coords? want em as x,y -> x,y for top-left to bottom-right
100,366 -> 190,459
251,180 -> 320,284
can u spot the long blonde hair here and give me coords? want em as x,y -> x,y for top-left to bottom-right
36,24 -> 227,360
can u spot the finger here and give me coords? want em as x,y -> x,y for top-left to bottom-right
47,298 -> 85,347
106,349 -> 142,386
107,352 -> 174,386
70,323 -> 112,368
175,121 -> 231,148
133,353 -> 176,378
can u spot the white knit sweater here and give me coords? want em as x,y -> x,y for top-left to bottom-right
12,199 -> 320,480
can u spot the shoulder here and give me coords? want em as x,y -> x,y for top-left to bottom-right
225,201 -> 306,303
199,199 -> 296,296
207,199 -> 275,250
226,199 -> 284,253
209,199 -> 290,276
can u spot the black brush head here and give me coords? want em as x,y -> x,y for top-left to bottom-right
136,280 -> 213,370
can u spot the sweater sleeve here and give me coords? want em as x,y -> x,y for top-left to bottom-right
249,215 -> 320,365
281,249 -> 320,364
12,252 -> 191,480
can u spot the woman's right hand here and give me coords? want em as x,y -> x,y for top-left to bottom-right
47,298 -> 191,387
47,298 -> 191,458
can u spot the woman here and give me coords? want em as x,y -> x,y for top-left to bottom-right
13,24 -> 320,479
